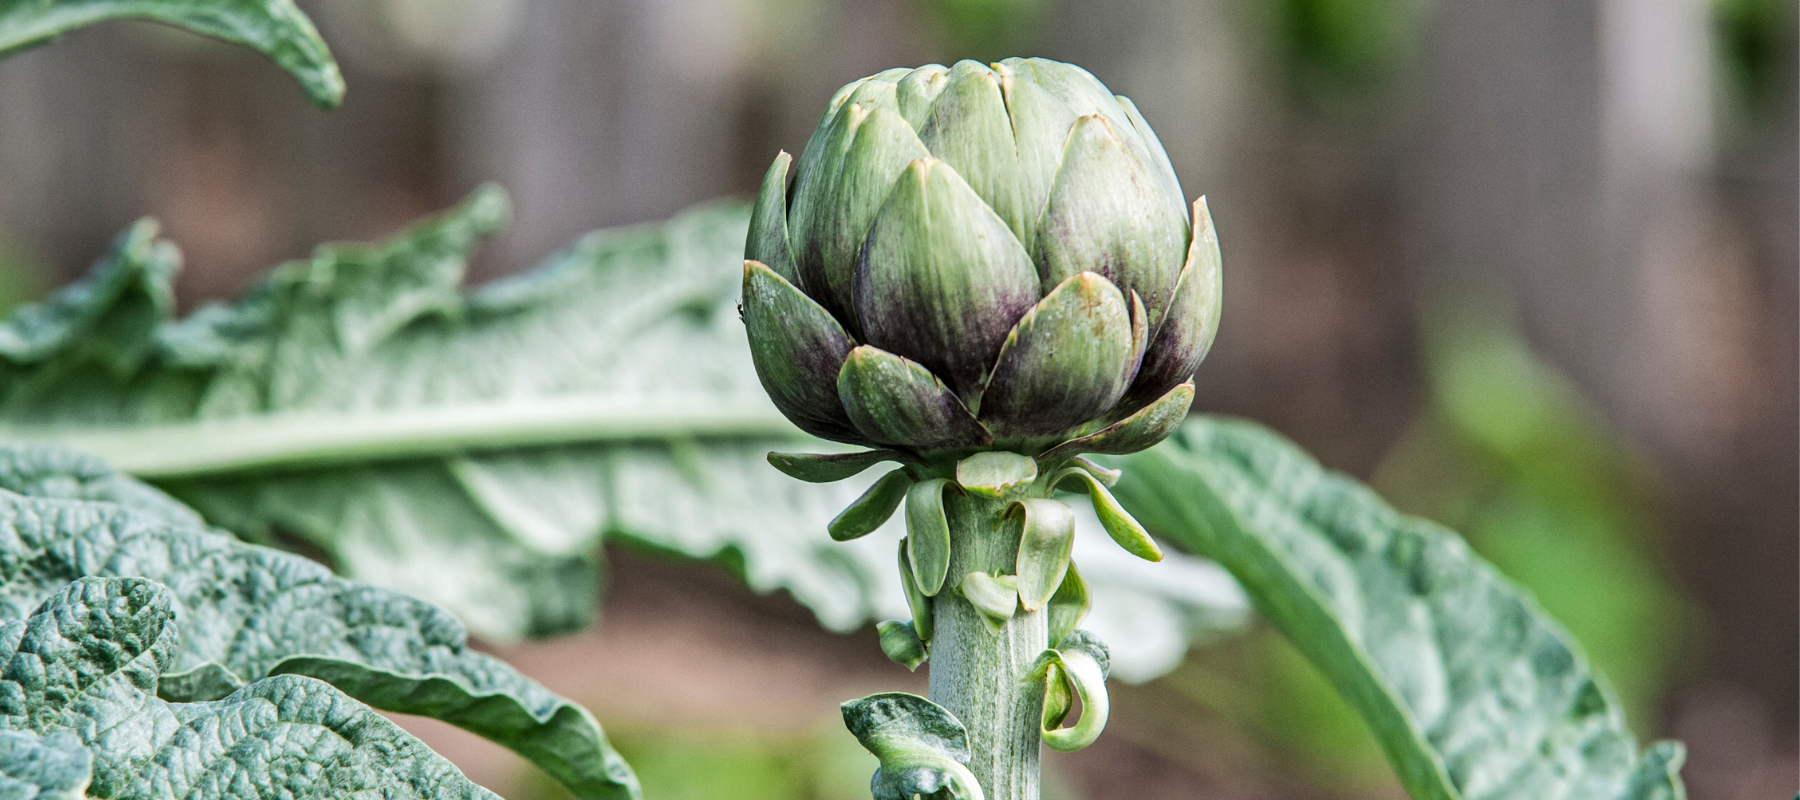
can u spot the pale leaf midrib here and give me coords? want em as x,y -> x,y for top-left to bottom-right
0,393 -> 799,477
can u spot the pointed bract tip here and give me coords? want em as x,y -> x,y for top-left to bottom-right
1193,196 -> 1215,240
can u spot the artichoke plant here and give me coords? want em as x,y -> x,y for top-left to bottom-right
743,58 -> 1220,459
743,58 -> 1222,800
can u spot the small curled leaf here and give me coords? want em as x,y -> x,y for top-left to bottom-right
1032,630 -> 1112,752
1010,499 -> 1075,611
877,620 -> 928,671
1055,467 -> 1162,561
1046,561 -> 1092,646
842,693 -> 984,800
906,478 -> 956,595
829,468 -> 914,541
959,571 -> 1020,632
768,449 -> 907,483
897,539 -> 934,641
955,451 -> 1038,498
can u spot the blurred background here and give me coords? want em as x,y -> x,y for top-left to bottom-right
0,0 -> 1793,797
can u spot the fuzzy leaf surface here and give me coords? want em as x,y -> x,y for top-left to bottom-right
0,446 -> 640,800
0,576 -> 498,800
0,0 -> 344,107
0,190 -> 1247,681
0,729 -> 90,800
1105,417 -> 1687,800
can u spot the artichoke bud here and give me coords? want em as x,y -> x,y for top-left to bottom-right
743,58 -> 1221,459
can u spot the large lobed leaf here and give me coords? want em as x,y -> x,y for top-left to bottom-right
0,444 -> 640,800
0,0 -> 344,107
0,187 -> 1249,682
0,728 -> 90,800
1105,417 -> 1686,800
1,576 -> 498,799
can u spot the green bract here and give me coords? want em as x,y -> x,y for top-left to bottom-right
744,58 -> 1221,457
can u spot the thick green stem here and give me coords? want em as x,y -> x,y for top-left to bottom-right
928,493 -> 1046,800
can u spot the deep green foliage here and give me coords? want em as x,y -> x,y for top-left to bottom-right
0,0 -> 343,107
0,729 -> 90,800
1,577 -> 498,799
0,13 -> 1693,797
1108,417 -> 1687,800
0,192 -> 1247,683
1376,305 -> 1690,731
0,444 -> 640,800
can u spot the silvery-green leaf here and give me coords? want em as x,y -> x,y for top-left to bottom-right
917,61 -> 1029,244
0,190 -> 792,640
0,193 -> 1248,682
1119,197 -> 1221,412
0,447 -> 639,800
1106,417 -> 1689,800
747,152 -> 800,285
1,577 -> 498,800
0,0 -> 344,108
1011,498 -> 1075,611
1041,379 -> 1194,464
905,477 -> 954,596
0,439 -> 201,525
841,692 -> 983,800
854,158 -> 1040,406
978,271 -> 1135,442
1034,114 -> 1189,327
877,619 -> 928,671
838,344 -> 991,450
743,260 -> 862,444
954,450 -> 1037,498
768,448 -> 906,483
829,467 -> 913,542
0,217 -> 175,374
0,729 -> 89,800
